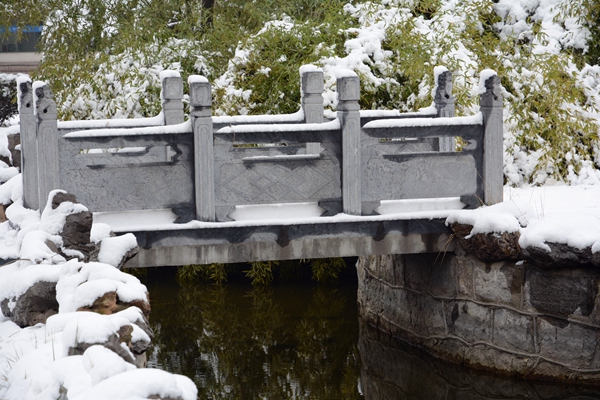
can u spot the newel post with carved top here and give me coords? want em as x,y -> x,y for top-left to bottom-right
480,73 -> 504,205
18,78 -> 40,210
161,71 -> 184,125
337,72 -> 361,215
301,67 -> 324,124
189,76 -> 215,221
434,70 -> 456,152
34,82 -> 59,209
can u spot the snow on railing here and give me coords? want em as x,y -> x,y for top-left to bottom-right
16,66 -> 503,225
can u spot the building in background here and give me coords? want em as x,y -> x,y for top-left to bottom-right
0,26 -> 42,73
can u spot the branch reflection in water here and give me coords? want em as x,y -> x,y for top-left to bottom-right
142,267 -> 600,399
144,268 -> 362,399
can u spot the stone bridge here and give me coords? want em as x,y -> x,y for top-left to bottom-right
16,66 -> 503,266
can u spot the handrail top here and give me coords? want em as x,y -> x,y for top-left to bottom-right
217,118 -> 340,134
63,120 -> 191,139
363,113 -> 483,129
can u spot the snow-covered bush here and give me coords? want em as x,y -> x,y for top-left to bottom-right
6,0 -> 600,185
0,74 -> 17,127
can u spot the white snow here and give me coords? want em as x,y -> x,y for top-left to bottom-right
71,368 -> 197,400
363,113 -> 482,129
16,75 -> 32,112
230,202 -> 325,221
188,74 -> 209,84
218,118 -> 340,134
213,109 -> 305,125
63,120 -> 191,138
57,113 -> 164,129
377,197 -> 465,214
478,69 -> 498,94
40,190 -> 89,235
448,185 -> 600,254
360,109 -> 436,118
299,64 -> 322,75
32,81 -> 50,115
158,70 -> 180,80
333,68 -> 358,79
97,233 -> 138,267
56,260 -> 148,313
94,209 -> 178,231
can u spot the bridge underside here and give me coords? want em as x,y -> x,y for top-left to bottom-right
123,218 -> 455,267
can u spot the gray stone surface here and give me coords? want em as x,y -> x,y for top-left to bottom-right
358,321 -> 600,400
59,132 -> 195,213
161,75 -> 184,125
525,266 -> 597,317
213,129 -> 342,221
492,308 -> 535,353
301,69 -> 324,124
34,83 -> 60,210
536,316 -> 599,368
360,123 -> 483,215
338,74 -> 361,215
434,70 -> 455,152
125,218 -> 454,266
190,77 -> 215,221
18,79 -> 39,210
446,300 -> 492,343
480,74 -> 503,205
18,68 -> 504,266
473,261 -> 522,306
357,251 -> 600,383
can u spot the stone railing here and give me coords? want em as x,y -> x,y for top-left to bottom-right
17,66 -> 503,223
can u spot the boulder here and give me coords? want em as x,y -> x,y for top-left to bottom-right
450,222 -> 522,262
522,242 -> 594,268
68,329 -> 137,365
0,280 -> 59,327
51,192 -> 97,261
76,290 -> 151,319
66,315 -> 153,368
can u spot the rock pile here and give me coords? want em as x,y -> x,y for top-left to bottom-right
0,190 -> 196,400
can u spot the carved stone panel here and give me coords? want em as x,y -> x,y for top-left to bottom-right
362,154 -> 477,201
218,160 -> 339,204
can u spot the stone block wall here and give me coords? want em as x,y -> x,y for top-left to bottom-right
357,248 -> 600,383
358,320 -> 600,399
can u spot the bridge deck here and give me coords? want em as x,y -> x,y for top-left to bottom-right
97,209 -> 456,267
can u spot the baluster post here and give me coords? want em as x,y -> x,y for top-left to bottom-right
300,66 -> 324,124
33,82 -> 59,209
337,71 -> 361,215
161,71 -> 184,125
480,72 -> 503,205
18,77 -> 40,210
434,69 -> 455,152
189,75 -> 215,221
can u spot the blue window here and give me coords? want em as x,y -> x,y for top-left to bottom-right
0,26 -> 43,53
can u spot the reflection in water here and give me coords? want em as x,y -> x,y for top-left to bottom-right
359,321 -> 600,400
145,268 -> 362,399
144,268 -> 600,400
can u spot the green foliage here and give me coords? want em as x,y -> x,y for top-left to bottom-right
0,77 -> 16,127
120,266 -> 148,279
310,258 -> 346,284
5,0 -> 600,183
176,263 -> 227,285
245,260 -> 279,286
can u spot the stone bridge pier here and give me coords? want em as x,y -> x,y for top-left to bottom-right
357,248 -> 600,384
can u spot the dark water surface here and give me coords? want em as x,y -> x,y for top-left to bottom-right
142,267 -> 600,400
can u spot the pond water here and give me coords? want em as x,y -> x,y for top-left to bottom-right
142,266 -> 600,400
